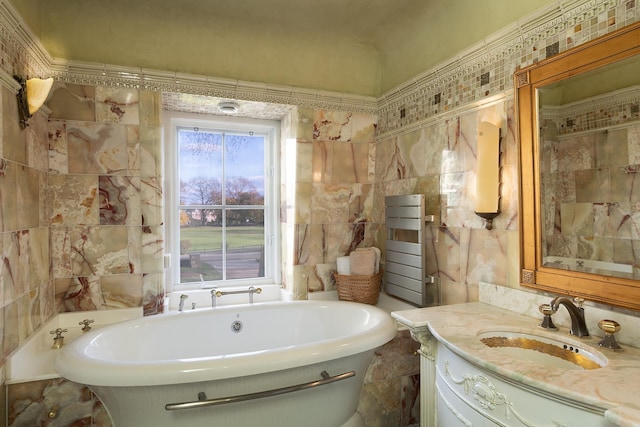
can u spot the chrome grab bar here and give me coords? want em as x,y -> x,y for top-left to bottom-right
210,286 -> 262,307
164,370 -> 355,411
213,286 -> 262,298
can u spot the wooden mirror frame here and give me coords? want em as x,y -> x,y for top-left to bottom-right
515,21 -> 640,311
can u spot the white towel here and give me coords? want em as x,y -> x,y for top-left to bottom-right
371,247 -> 381,273
336,256 -> 351,275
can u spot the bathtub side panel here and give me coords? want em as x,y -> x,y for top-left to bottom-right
90,351 -> 374,427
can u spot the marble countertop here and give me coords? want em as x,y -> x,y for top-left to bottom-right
391,302 -> 640,427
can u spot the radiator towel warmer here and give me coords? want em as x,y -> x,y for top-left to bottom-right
384,194 -> 437,307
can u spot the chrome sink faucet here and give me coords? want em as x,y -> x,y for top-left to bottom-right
549,297 -> 590,337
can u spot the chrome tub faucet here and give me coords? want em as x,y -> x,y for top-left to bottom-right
211,288 -> 218,308
178,294 -> 188,312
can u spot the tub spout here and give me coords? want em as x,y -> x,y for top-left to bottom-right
178,294 -> 188,312
211,288 -> 218,308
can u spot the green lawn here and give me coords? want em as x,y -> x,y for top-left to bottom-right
180,226 -> 264,252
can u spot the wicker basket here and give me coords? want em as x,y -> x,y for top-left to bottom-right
334,270 -> 383,305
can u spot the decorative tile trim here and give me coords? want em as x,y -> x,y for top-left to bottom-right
540,85 -> 640,134
0,0 -> 637,125
48,59 -> 379,114
0,67 -> 21,93
0,0 -> 51,79
375,0 -> 636,137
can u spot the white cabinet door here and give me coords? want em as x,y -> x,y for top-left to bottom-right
434,342 -> 614,427
436,375 -> 495,427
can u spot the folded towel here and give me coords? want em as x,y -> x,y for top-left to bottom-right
371,247 -> 381,273
350,247 -> 376,275
336,256 -> 351,275
353,247 -> 381,273
356,247 -> 380,273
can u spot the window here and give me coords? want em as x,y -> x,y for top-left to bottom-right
165,113 -> 280,290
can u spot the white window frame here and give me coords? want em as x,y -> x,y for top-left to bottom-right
164,111 -> 281,291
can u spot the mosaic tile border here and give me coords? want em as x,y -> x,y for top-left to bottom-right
376,0 -> 639,137
0,0 -> 638,128
540,86 -> 640,135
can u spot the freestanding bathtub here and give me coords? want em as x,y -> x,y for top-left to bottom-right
55,300 -> 397,427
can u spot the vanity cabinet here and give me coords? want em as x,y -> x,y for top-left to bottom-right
434,343 -> 613,427
410,329 -> 614,427
392,301 -> 640,427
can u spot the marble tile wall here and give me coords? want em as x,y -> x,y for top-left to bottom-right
0,82 -> 53,426
7,378 -> 110,426
288,101 -> 518,306
358,330 -> 421,427
540,120 -> 640,277
47,83 -> 164,316
374,100 -> 519,305
3,84 -> 163,427
289,109 -> 378,298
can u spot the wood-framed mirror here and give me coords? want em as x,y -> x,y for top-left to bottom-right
516,21 -> 640,311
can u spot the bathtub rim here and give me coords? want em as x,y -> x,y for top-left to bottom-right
55,300 -> 398,387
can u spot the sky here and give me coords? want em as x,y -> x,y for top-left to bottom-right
178,129 -> 266,198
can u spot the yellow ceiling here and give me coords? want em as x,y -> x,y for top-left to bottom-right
11,0 -> 550,97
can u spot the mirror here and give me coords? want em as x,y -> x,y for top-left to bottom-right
516,21 -> 640,311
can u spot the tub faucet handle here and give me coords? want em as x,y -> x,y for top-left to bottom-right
50,328 -> 67,338
79,319 -> 94,332
50,328 -> 68,349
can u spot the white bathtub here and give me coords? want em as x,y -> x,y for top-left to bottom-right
55,300 -> 397,427
6,307 -> 142,384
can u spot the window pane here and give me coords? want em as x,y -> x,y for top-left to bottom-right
171,115 -> 276,289
225,134 -> 265,205
179,208 -> 222,283
226,209 -> 265,279
178,129 -> 223,205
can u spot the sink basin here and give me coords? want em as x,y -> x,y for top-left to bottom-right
478,330 -> 607,370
